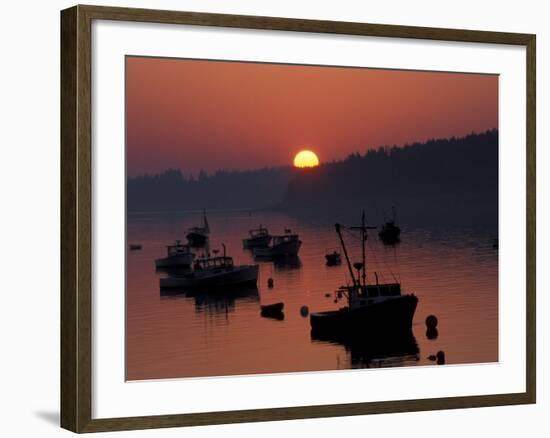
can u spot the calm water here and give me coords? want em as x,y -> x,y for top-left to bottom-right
126,210 -> 498,380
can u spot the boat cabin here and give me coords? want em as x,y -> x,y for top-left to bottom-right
166,241 -> 192,256
249,226 -> 269,237
363,283 -> 401,297
272,234 -> 299,245
348,283 -> 402,307
194,256 -> 234,271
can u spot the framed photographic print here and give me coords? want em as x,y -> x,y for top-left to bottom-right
60,4 -> 536,433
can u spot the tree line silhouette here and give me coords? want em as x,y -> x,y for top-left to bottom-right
127,130 -> 497,227
281,129 -> 498,226
127,166 -> 293,212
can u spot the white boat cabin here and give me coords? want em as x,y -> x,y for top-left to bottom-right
347,283 -> 402,308
166,241 -> 192,257
194,256 -> 234,270
272,234 -> 299,245
249,226 -> 269,237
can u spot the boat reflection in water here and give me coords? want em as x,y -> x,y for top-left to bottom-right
311,329 -> 419,368
160,285 -> 260,315
272,255 -> 302,271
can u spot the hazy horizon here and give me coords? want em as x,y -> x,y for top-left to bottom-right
128,128 -> 497,179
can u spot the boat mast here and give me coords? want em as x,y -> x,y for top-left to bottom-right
349,210 -> 376,286
335,223 -> 357,287
203,209 -> 210,233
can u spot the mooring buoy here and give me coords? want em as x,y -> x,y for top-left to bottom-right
426,327 -> 439,340
300,305 -> 309,317
425,315 -> 439,340
425,315 -> 438,329
267,278 -> 274,288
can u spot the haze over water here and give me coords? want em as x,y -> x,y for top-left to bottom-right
126,210 -> 498,380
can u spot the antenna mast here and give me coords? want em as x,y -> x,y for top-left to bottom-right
335,223 -> 357,287
349,210 -> 376,286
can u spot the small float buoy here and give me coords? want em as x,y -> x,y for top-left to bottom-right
426,327 -> 439,340
425,315 -> 439,340
436,351 -> 445,365
267,278 -> 274,288
325,292 -> 331,298
300,305 -> 309,317
425,315 -> 438,329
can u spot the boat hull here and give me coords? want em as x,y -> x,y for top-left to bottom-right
254,239 -> 302,257
243,234 -> 272,249
310,294 -> 418,336
160,264 -> 259,290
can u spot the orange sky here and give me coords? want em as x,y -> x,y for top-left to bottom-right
126,56 -> 498,177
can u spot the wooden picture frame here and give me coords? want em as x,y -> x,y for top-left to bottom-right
61,4 -> 536,433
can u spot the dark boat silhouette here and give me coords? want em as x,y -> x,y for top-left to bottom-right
325,250 -> 341,266
186,209 -> 210,247
243,225 -> 272,249
155,240 -> 194,269
378,207 -> 401,244
253,229 -> 301,258
160,244 -> 258,290
310,211 -> 418,336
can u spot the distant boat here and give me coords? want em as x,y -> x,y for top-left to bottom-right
129,244 -> 142,251
186,209 -> 210,247
243,225 -> 272,249
325,250 -> 341,266
310,211 -> 418,335
160,245 -> 258,290
155,240 -> 194,269
253,230 -> 302,258
378,206 -> 401,244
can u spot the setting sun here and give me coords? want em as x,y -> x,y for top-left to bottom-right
293,150 -> 320,168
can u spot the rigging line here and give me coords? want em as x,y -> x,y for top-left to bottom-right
368,239 -> 398,284
344,219 -> 402,285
